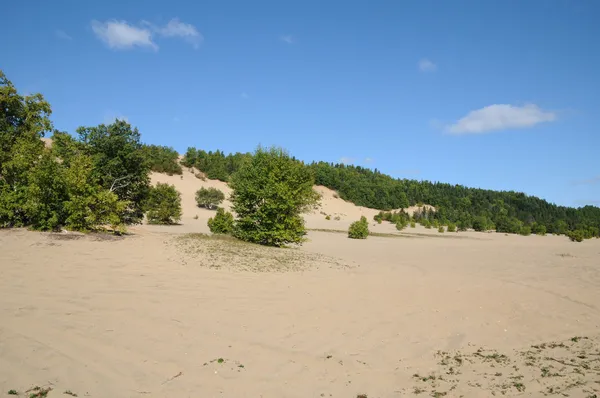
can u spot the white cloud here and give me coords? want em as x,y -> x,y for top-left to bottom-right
155,18 -> 203,49
447,104 -> 556,134
418,58 -> 437,72
280,35 -> 294,44
364,157 -> 374,164
240,92 -> 249,99
92,18 -> 202,51
338,157 -> 355,165
92,20 -> 157,50
55,29 -> 72,40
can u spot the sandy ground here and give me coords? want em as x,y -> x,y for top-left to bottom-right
1,170 -> 600,397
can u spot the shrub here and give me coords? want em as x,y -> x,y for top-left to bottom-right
396,220 -> 408,231
146,183 -> 181,225
334,215 -> 341,221
447,223 -> 456,232
422,219 -> 432,229
348,216 -> 369,239
472,216 -> 490,232
325,215 -> 331,220
533,224 -> 546,236
410,221 -> 416,228
229,146 -> 319,247
195,187 -> 225,209
208,208 -> 234,234
438,226 -> 444,233
567,230 -> 584,242
519,226 -> 532,236
457,220 -> 469,231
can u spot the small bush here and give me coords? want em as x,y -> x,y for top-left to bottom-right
519,226 -> 532,236
534,224 -> 547,236
422,219 -> 432,229
396,220 -> 408,231
438,226 -> 444,233
208,208 -> 235,234
567,230 -> 584,242
146,183 -> 182,225
334,215 -> 341,221
410,221 -> 416,228
348,216 -> 369,239
457,220 -> 469,231
195,187 -> 225,209
325,215 -> 331,220
447,223 -> 456,232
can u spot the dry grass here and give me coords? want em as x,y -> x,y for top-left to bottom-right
172,233 -> 350,272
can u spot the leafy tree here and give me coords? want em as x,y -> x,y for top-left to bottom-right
195,187 -> 225,209
63,154 -> 128,233
146,183 -> 181,225
348,216 -> 369,239
208,208 -> 235,234
75,120 -> 150,224
229,146 -> 318,246
141,144 -> 182,175
0,70 -> 52,227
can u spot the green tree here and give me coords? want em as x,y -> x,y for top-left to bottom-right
141,144 -> 182,175
63,154 -> 127,233
472,216 -> 490,232
195,187 -> 225,209
146,183 -> 182,225
349,216 -> 369,239
0,70 -> 52,227
75,120 -> 150,224
229,146 -> 318,246
208,208 -> 235,234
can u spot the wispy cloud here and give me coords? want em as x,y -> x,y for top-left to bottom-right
447,104 -> 556,134
55,29 -> 72,40
240,92 -> 249,99
92,20 -> 157,50
418,58 -> 437,72
338,157 -> 355,165
364,157 -> 374,164
280,35 -> 294,44
571,175 -> 600,186
153,18 -> 203,49
91,18 -> 202,51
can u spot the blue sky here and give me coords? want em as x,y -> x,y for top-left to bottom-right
2,0 -> 599,207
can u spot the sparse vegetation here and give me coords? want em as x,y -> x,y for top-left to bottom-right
146,183 -> 182,225
438,226 -> 444,233
348,216 -> 369,239
195,187 -> 225,209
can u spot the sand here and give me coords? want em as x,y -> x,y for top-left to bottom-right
1,170 -> 600,397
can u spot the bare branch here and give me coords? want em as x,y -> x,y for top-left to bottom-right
109,175 -> 132,192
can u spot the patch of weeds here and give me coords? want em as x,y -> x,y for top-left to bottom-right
413,387 -> 426,395
27,387 -> 52,398
356,394 -> 368,398
431,392 -> 447,397
494,372 -> 503,377
512,382 -> 525,392
64,391 -> 78,397
217,358 -> 224,364
8,391 -> 18,396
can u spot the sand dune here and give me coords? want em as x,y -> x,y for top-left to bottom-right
1,228 -> 599,397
